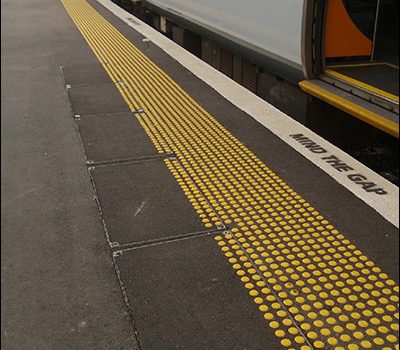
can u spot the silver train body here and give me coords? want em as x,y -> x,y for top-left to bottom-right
143,0 -> 308,82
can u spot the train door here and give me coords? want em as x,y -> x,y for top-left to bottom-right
300,0 -> 399,137
323,0 -> 399,109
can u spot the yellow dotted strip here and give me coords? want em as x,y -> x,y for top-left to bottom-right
61,1 -> 400,349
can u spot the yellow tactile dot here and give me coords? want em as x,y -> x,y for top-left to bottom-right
287,327 -> 298,335
275,329 -> 286,337
373,337 -> 385,345
249,289 -> 259,297
327,337 -> 338,346
263,312 -> 274,320
269,321 -> 280,329
310,340 -> 324,349
362,310 -> 373,317
348,345 -> 359,350
390,323 -> 399,331
378,326 -> 390,334
326,317 -> 337,326
320,328 -> 331,336
254,297 -> 264,304
312,316 -> 325,326
340,334 -> 351,342
307,331 -> 318,340
366,329 -> 377,337
294,335 -> 305,344
360,340 -> 372,349
386,334 -> 398,343
353,331 -> 364,339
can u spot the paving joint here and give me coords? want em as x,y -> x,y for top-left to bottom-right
224,229 -> 316,350
86,158 -> 145,349
170,155 -> 228,231
111,227 -> 226,254
112,254 -> 144,350
60,65 -> 115,88
65,80 -> 128,89
71,110 -> 143,119
87,169 -> 113,246
86,152 -> 175,168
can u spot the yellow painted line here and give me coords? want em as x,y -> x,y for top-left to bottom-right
61,1 -> 400,348
299,80 -> 399,138
325,69 -> 399,103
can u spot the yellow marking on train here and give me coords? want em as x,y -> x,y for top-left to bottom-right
299,80 -> 399,138
325,69 -> 399,102
61,0 -> 400,348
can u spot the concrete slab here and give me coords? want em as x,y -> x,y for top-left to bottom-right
115,234 -> 281,350
62,62 -> 113,86
89,159 -> 206,245
77,112 -> 158,162
68,83 -> 131,116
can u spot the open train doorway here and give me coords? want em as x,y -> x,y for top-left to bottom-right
301,0 -> 399,138
324,0 -> 398,64
323,0 -> 399,111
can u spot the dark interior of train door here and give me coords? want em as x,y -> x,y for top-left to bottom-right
300,0 -> 399,137
323,0 -> 399,106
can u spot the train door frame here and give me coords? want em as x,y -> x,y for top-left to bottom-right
301,0 -> 327,80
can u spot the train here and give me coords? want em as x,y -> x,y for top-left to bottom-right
118,0 -> 399,138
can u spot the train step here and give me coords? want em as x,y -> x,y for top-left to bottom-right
299,78 -> 399,138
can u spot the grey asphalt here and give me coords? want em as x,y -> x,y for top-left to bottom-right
115,236 -> 283,350
89,159 -> 206,245
1,0 -> 139,348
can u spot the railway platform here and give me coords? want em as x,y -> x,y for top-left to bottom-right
1,0 -> 399,349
